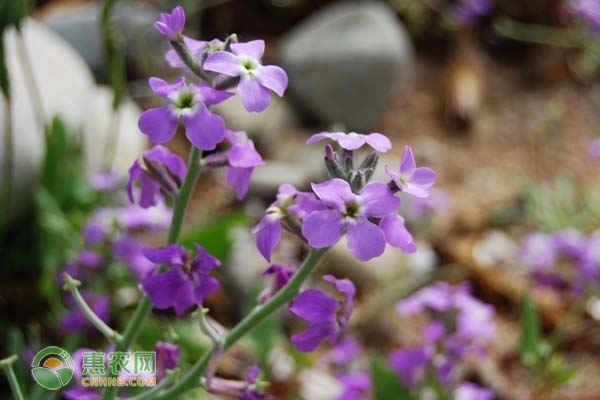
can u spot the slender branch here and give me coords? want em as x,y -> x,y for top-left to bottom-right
0,355 -> 24,400
152,247 -> 329,399
194,308 -> 224,345
62,274 -> 122,341
102,147 -> 203,400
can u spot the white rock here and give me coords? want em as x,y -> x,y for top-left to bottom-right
0,19 -> 146,221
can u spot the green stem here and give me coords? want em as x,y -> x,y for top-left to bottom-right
170,39 -> 210,81
0,355 -> 25,400
102,148 -> 203,400
152,247 -> 328,399
63,274 -> 122,341
494,17 -> 581,48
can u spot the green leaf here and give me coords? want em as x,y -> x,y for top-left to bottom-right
371,355 -> 413,400
520,294 -> 545,366
179,210 -> 249,260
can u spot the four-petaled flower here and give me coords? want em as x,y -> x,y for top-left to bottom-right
289,274 -> 356,352
225,130 -> 265,200
127,145 -> 187,208
138,77 -> 232,150
142,244 -> 220,316
385,145 -> 436,198
306,131 -> 392,153
154,6 -> 186,41
301,178 -> 401,261
204,40 -> 288,112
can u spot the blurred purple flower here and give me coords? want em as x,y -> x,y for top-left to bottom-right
451,0 -> 493,26
225,130 -> 265,200
117,202 -> 172,232
289,275 -> 355,352
89,170 -> 121,192
83,222 -> 107,245
327,337 -> 362,365
570,0 -> 600,32
204,40 -> 288,112
389,346 -> 430,388
154,6 -> 186,40
138,77 -> 232,149
336,372 -> 371,400
454,382 -> 494,400
155,341 -> 180,382
385,145 -> 436,199
127,145 -> 187,208
259,264 -> 295,304
60,293 -> 110,333
77,249 -> 105,269
519,232 -> 557,270
142,244 -> 220,315
112,237 -> 156,281
306,131 -> 392,153
301,178 -> 400,261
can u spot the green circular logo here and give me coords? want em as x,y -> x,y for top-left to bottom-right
30,346 -> 74,390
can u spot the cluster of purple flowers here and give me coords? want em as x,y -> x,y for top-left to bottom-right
520,229 -> 600,294
58,170 -> 172,334
389,282 -> 495,399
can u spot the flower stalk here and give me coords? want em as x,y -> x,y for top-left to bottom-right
0,355 -> 24,400
62,274 -> 122,342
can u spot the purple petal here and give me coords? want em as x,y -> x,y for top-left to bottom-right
399,145 -> 416,176
334,132 -> 367,150
227,167 -> 254,200
166,37 -> 205,68
404,183 -> 431,199
291,321 -> 336,353
174,281 -> 196,316
411,167 -> 436,188
454,382 -> 494,400
359,181 -> 401,217
306,132 -> 336,145
238,76 -> 271,113
255,215 -> 282,261
197,84 -> 234,105
144,145 -> 187,182
127,160 -> 142,204
311,178 -> 355,208
301,209 -> 344,248
184,110 -> 226,150
203,51 -> 243,76
389,347 -> 430,388
139,107 -> 179,144
143,268 -> 187,310
113,237 -> 155,281
228,137 -> 264,168
148,76 -> 185,97
230,40 -> 265,60
139,173 -> 160,208
290,288 -> 340,322
142,245 -> 187,266
346,218 -> 386,261
364,133 -> 392,153
64,388 -> 101,400
380,215 -> 416,253
254,65 -> 288,97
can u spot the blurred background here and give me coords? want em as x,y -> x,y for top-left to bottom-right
1,0 -> 600,399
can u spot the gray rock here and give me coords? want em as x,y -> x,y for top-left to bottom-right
41,2 -> 166,77
279,1 -> 413,132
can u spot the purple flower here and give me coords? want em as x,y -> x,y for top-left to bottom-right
89,170 -> 121,192
240,365 -> 266,400
155,341 -> 180,382
253,184 -> 323,261
451,0 -> 493,26
259,264 -> 295,304
306,131 -> 392,153
379,214 -> 417,253
519,232 -> 557,270
385,145 -> 436,199
589,137 -> 600,158
127,145 -> 187,208
77,249 -> 105,269
327,337 -> 361,365
225,130 -> 265,200
579,231 -> 600,282
138,77 -> 232,149
301,178 -> 400,261
64,387 -> 101,400
454,382 -> 494,400
203,40 -> 288,112
117,202 -> 172,231
336,372 -> 371,400
289,274 -> 355,352
389,346 -> 430,388
571,0 -> 600,32
83,222 -> 106,245
112,237 -> 156,281
142,244 -> 220,315
154,6 -> 186,40
60,293 -> 111,333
